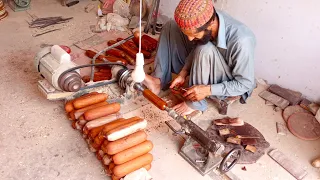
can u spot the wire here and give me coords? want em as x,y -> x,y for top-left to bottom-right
139,0 -> 142,53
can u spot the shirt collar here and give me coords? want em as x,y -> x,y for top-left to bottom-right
216,11 -> 227,49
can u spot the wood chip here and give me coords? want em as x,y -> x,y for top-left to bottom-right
308,103 -> 320,115
276,122 -> 287,136
300,98 -> 311,110
219,128 -> 230,136
245,145 -> 257,153
226,137 -> 241,145
316,109 -> 320,123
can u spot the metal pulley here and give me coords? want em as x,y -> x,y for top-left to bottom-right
8,0 -> 30,11
14,0 -> 30,7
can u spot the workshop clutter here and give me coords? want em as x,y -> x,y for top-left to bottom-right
64,92 -> 153,179
0,0 -> 8,21
81,35 -> 157,83
258,84 -> 320,141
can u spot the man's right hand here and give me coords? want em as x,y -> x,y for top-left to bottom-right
170,75 -> 186,89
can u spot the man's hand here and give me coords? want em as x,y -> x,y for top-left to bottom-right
183,85 -> 211,101
170,75 -> 186,89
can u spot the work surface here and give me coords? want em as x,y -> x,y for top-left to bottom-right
1,1 -> 320,179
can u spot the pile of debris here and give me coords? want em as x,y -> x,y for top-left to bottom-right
65,92 -> 153,180
259,84 -> 320,140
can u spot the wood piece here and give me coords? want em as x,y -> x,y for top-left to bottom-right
308,103 -> 320,115
282,105 -> 312,122
287,112 -> 320,140
107,119 -> 148,141
276,122 -> 287,136
259,91 -> 290,109
316,109 -> 320,123
311,157 -> 320,168
268,149 -> 307,180
245,145 -> 256,153
300,98 -> 311,110
219,128 -> 230,136
268,84 -> 302,105
226,137 -> 241,145
213,117 -> 244,126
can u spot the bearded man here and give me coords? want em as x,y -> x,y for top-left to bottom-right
143,0 -> 256,115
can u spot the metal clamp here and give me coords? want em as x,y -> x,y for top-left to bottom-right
165,121 -> 185,136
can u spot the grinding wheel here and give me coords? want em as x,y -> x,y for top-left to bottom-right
283,105 -> 312,122
287,112 -> 320,140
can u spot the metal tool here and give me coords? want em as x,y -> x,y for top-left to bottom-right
111,66 -> 242,175
8,0 -> 30,11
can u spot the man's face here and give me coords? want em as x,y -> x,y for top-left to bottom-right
182,29 -> 212,45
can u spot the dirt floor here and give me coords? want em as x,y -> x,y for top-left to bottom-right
1,1 -> 320,180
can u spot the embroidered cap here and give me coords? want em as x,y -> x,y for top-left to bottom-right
174,0 -> 214,30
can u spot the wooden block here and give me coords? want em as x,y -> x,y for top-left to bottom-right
300,98 -> 311,110
307,103 -> 320,115
226,137 -> 241,145
245,145 -> 256,153
265,101 -> 274,106
316,109 -> 320,123
219,128 -> 230,136
312,157 -> 320,168
259,91 -> 290,109
268,85 -> 302,105
276,122 -> 287,135
268,149 -> 307,180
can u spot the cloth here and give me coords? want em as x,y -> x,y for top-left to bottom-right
174,0 -> 214,30
152,11 -> 256,111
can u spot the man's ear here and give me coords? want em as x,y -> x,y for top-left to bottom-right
207,22 -> 215,31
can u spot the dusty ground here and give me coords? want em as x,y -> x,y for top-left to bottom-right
0,1 -> 320,180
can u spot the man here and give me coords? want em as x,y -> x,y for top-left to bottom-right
143,0 -> 256,116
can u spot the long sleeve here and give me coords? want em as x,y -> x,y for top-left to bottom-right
210,37 -> 256,96
181,49 -> 195,74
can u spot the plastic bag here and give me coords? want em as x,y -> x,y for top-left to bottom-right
113,0 -> 130,18
106,13 -> 129,26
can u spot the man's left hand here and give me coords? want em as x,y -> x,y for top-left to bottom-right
183,85 -> 211,101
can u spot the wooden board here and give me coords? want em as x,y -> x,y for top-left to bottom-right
268,149 -> 307,180
287,112 -> 320,140
259,91 -> 290,109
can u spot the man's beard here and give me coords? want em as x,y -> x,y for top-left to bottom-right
192,30 -> 212,45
